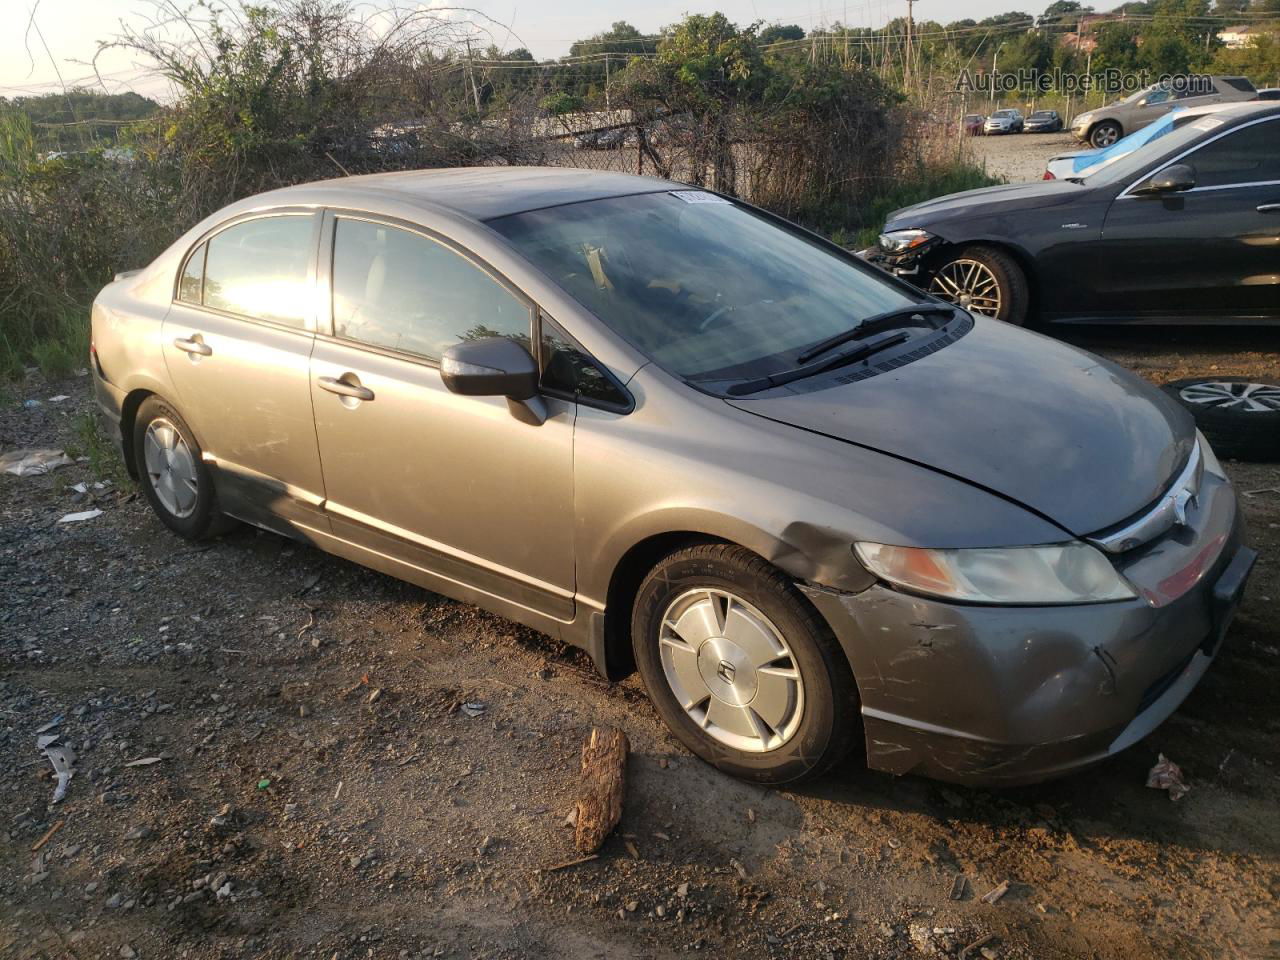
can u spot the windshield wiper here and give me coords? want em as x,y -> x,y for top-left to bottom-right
726,331 -> 911,397
796,304 -> 954,365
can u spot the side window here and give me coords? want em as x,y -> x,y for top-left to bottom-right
1144,89 -> 1171,105
203,215 -> 315,327
332,218 -> 530,360
540,315 -> 630,408
178,242 -> 206,304
1185,120 -> 1280,189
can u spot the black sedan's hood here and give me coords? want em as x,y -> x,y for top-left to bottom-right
886,180 -> 1083,229
728,319 -> 1195,537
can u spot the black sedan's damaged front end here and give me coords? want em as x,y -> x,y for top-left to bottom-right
800,450 -> 1254,787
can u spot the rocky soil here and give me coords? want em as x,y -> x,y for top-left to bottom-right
2,327 -> 1278,960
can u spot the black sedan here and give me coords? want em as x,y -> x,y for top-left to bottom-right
871,102 -> 1280,326
1025,109 -> 1063,133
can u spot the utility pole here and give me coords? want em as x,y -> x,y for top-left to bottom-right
904,0 -> 916,89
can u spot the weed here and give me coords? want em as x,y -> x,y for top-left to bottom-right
69,409 -> 132,489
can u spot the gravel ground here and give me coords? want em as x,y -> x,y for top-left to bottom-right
968,132 -> 1081,183
2,329 -> 1278,960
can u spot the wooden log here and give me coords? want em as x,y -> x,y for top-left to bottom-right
574,726 -> 629,854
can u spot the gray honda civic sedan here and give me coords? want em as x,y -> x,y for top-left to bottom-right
90,168 -> 1255,785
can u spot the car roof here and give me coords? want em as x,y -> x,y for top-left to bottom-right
247,167 -> 680,222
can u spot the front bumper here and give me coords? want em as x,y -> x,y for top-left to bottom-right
802,470 -> 1253,786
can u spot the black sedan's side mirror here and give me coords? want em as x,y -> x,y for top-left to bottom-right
1135,163 -> 1196,195
440,337 -> 547,425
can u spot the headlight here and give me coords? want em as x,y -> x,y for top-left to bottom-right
878,229 -> 934,255
1074,113 -> 1093,126
853,541 -> 1136,604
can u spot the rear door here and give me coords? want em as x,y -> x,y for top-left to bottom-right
162,211 -> 329,535
1096,114 -> 1280,321
309,212 -> 577,621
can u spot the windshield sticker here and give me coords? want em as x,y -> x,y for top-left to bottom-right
1191,117 -> 1225,131
671,190 -> 731,204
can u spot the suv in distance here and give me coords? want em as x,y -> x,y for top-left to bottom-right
1071,75 -> 1257,147
984,109 -> 1024,134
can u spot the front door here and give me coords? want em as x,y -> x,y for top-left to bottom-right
1095,115 -> 1280,322
309,213 -> 577,621
161,211 -> 328,535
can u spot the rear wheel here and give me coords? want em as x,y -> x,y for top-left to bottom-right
631,543 -> 859,784
133,397 -> 235,539
928,245 -> 1030,325
1089,121 -> 1122,148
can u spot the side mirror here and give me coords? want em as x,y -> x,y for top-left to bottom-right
440,337 -> 546,425
1135,163 -> 1196,195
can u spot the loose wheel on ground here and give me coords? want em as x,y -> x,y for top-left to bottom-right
1162,377 -> 1280,462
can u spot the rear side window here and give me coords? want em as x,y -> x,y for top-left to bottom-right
1186,119 -> 1280,189
179,242 -> 206,303
202,215 -> 315,328
331,217 -> 530,360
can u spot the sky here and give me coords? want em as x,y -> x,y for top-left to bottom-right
2,0 -> 1033,101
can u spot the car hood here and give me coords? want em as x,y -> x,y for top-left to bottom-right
726,319 -> 1195,538
886,180 -> 1083,228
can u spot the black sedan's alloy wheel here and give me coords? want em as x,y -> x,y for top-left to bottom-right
1162,377 -> 1280,462
928,245 -> 1030,325
631,543 -> 859,784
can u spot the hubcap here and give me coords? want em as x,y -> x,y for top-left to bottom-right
1179,381 -> 1280,413
143,418 -> 199,518
658,589 -> 804,753
929,259 -> 1003,318
1094,127 -> 1119,147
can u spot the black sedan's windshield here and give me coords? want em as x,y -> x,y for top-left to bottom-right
489,191 -> 917,382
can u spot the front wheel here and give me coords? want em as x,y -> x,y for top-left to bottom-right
631,544 -> 859,784
927,245 -> 1030,325
1089,121 -> 1122,148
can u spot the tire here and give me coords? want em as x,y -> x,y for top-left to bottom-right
1089,120 -> 1122,148
928,244 -> 1030,325
1161,377 -> 1280,462
133,396 -> 235,539
631,543 -> 859,784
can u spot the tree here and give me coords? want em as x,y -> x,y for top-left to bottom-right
759,24 -> 805,45
1039,1 -> 1093,26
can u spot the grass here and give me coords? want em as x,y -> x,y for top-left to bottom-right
841,160 -> 1004,249
69,408 -> 133,489
0,305 -> 89,381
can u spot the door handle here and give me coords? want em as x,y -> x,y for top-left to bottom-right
1258,203 -> 1280,214
317,376 -> 374,402
173,336 -> 212,356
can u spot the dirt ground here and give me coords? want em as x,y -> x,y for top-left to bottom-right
2,320 -> 1278,960
969,131 -> 1080,183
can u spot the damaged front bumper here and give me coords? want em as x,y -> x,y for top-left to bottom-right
859,240 -> 940,283
802,469 -> 1253,786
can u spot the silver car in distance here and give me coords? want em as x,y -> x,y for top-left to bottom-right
90,168 -> 1255,785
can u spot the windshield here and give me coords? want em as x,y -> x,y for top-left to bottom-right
490,191 -> 917,383
993,111 -> 1016,118
1086,114 -> 1229,187
1031,111 -> 1054,119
